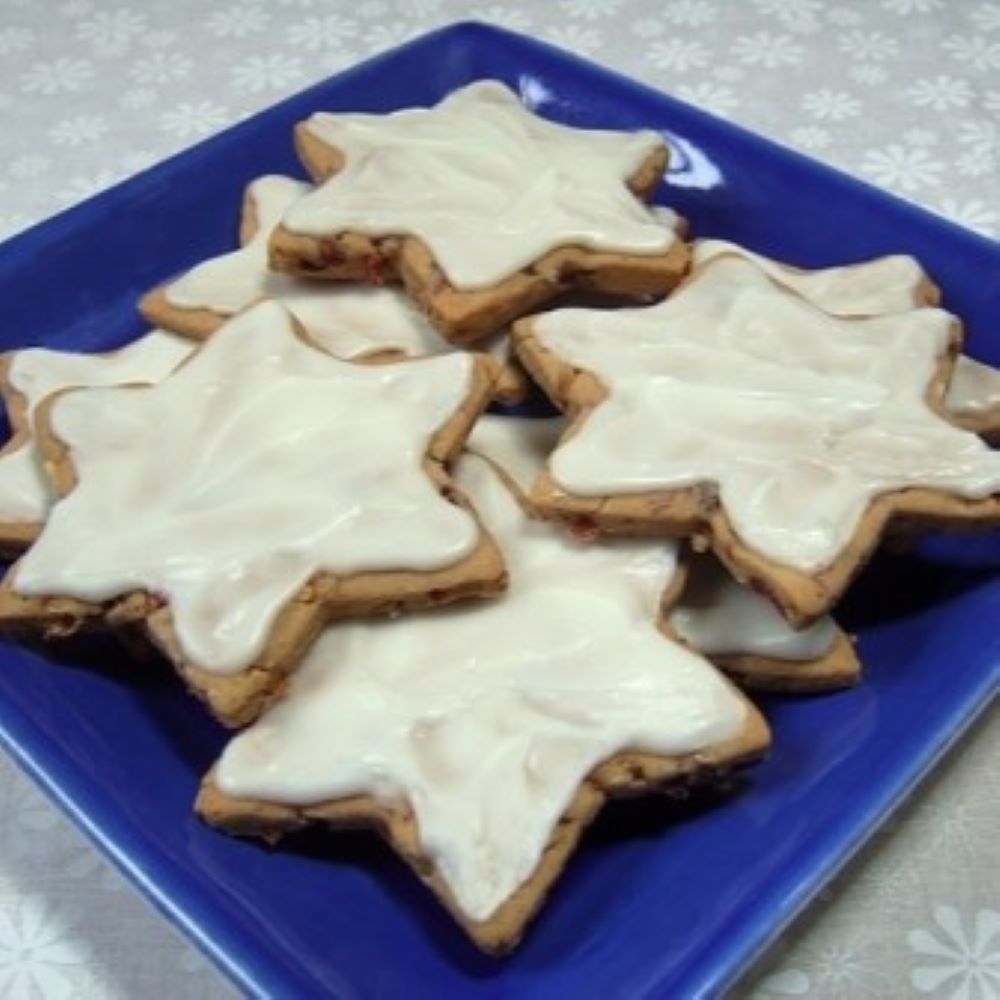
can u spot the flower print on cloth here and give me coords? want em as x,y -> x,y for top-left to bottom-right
0,897 -> 88,1000
75,9 -> 147,55
909,906 -> 1000,998
861,144 -> 944,192
47,114 -> 108,146
160,101 -> 229,138
19,57 -> 92,95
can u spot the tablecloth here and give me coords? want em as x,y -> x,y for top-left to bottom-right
0,0 -> 996,996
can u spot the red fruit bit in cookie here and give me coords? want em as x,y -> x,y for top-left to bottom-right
365,255 -> 388,285
319,241 -> 345,266
439,484 -> 460,504
569,516 -> 600,542
429,588 -> 448,602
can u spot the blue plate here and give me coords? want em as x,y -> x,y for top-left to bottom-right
0,22 -> 997,1000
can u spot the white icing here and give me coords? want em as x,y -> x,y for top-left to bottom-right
13,302 -> 481,674
692,241 -> 1000,428
0,447 -> 46,526
668,557 -> 838,660
0,331 -> 193,525
946,355 -> 1000,418
530,256 -> 1000,572
164,175 -> 465,361
692,239 -> 930,316
284,80 -> 674,290
166,176 -> 311,314
215,454 -> 746,922
469,414 -> 838,660
467,413 -> 566,497
649,204 -> 683,233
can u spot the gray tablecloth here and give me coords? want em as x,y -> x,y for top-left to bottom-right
0,1 -> 996,996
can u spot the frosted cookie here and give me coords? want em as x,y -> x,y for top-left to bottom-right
196,453 -> 768,953
0,331 -> 192,555
0,302 -> 505,726
691,239 -> 940,315
139,175 -> 524,402
514,254 -> 1000,625
667,555 -> 857,692
649,204 -> 688,239
269,80 -> 689,344
946,355 -> 1000,442
693,240 -> 1000,442
468,415 -> 858,691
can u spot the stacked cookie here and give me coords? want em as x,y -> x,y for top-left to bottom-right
0,80 -> 999,953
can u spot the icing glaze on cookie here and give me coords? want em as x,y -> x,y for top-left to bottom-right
692,240 -> 931,315
0,447 -> 47,526
164,175 -> 461,360
668,557 -> 837,660
284,80 -> 674,290
530,256 -> 1000,572
468,414 -> 838,660
649,204 -> 683,233
215,453 -> 746,922
0,331 -> 192,524
14,302 -> 481,674
166,176 -> 310,315
946,355 -> 1000,417
691,242 -> 999,428
467,413 -> 566,497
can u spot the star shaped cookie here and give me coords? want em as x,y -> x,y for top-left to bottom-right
946,355 -> 1000,442
269,80 -> 689,344
514,253 -> 1000,624
138,174 -> 524,400
0,331 -> 192,554
666,555 -> 857,692
0,302 -> 505,725
468,414 -> 859,691
691,238 -> 941,315
196,451 -> 767,953
694,239 -> 1000,442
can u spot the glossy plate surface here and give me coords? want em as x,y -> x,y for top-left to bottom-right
0,22 -> 997,999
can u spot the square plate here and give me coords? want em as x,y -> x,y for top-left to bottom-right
0,22 -> 998,999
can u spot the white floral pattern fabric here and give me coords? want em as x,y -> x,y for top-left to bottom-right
0,0 -> 996,996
